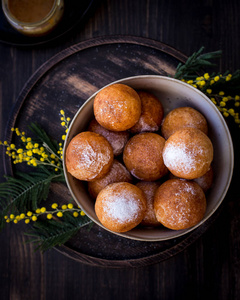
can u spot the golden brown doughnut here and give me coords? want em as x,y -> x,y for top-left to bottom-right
95,182 -> 147,233
88,118 -> 129,156
129,90 -> 164,133
136,181 -> 161,227
163,128 -> 213,180
65,131 -> 114,181
93,83 -> 141,131
154,179 -> 206,230
161,106 -> 208,139
88,159 -> 133,199
123,132 -> 168,181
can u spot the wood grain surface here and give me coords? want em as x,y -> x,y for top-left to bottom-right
0,0 -> 240,299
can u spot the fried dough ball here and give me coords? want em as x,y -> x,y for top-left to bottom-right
95,182 -> 147,233
136,181 -> 161,227
129,90 -> 164,133
88,118 -> 129,156
65,131 -> 114,181
93,83 -> 141,131
154,179 -> 206,230
123,132 -> 168,181
161,106 -> 208,139
88,159 -> 133,199
163,128 -> 213,180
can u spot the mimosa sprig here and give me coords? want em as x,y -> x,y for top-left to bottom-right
174,47 -> 240,126
0,110 -> 92,251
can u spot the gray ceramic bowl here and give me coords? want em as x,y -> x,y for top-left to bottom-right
63,75 -> 234,241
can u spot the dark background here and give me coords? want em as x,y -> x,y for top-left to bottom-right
0,0 -> 240,299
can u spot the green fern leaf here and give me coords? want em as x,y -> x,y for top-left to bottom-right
0,170 -> 63,229
26,212 -> 92,252
174,47 -> 222,79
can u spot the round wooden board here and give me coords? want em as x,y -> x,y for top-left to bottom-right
4,36 -> 220,268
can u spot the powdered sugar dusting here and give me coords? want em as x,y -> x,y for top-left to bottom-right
160,193 -> 192,227
163,142 -> 202,175
137,117 -> 159,132
98,100 -> 129,126
102,191 -> 141,224
170,180 -> 196,196
71,140 -> 111,180
165,200 -> 192,227
181,181 -> 196,195
157,180 -> 202,228
77,142 -> 108,166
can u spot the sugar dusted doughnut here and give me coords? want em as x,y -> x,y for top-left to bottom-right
163,128 -> 213,180
88,118 -> 129,156
136,181 -> 161,227
65,131 -> 114,181
161,106 -> 208,139
93,83 -> 141,131
88,159 -> 133,199
95,182 -> 147,233
129,90 -> 164,133
123,132 -> 168,181
154,179 -> 206,230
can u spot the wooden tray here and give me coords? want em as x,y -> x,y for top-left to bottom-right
4,36 -> 220,268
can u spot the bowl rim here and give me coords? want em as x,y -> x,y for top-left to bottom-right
63,75 -> 234,242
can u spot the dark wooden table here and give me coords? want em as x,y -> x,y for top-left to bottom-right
0,0 -> 239,299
